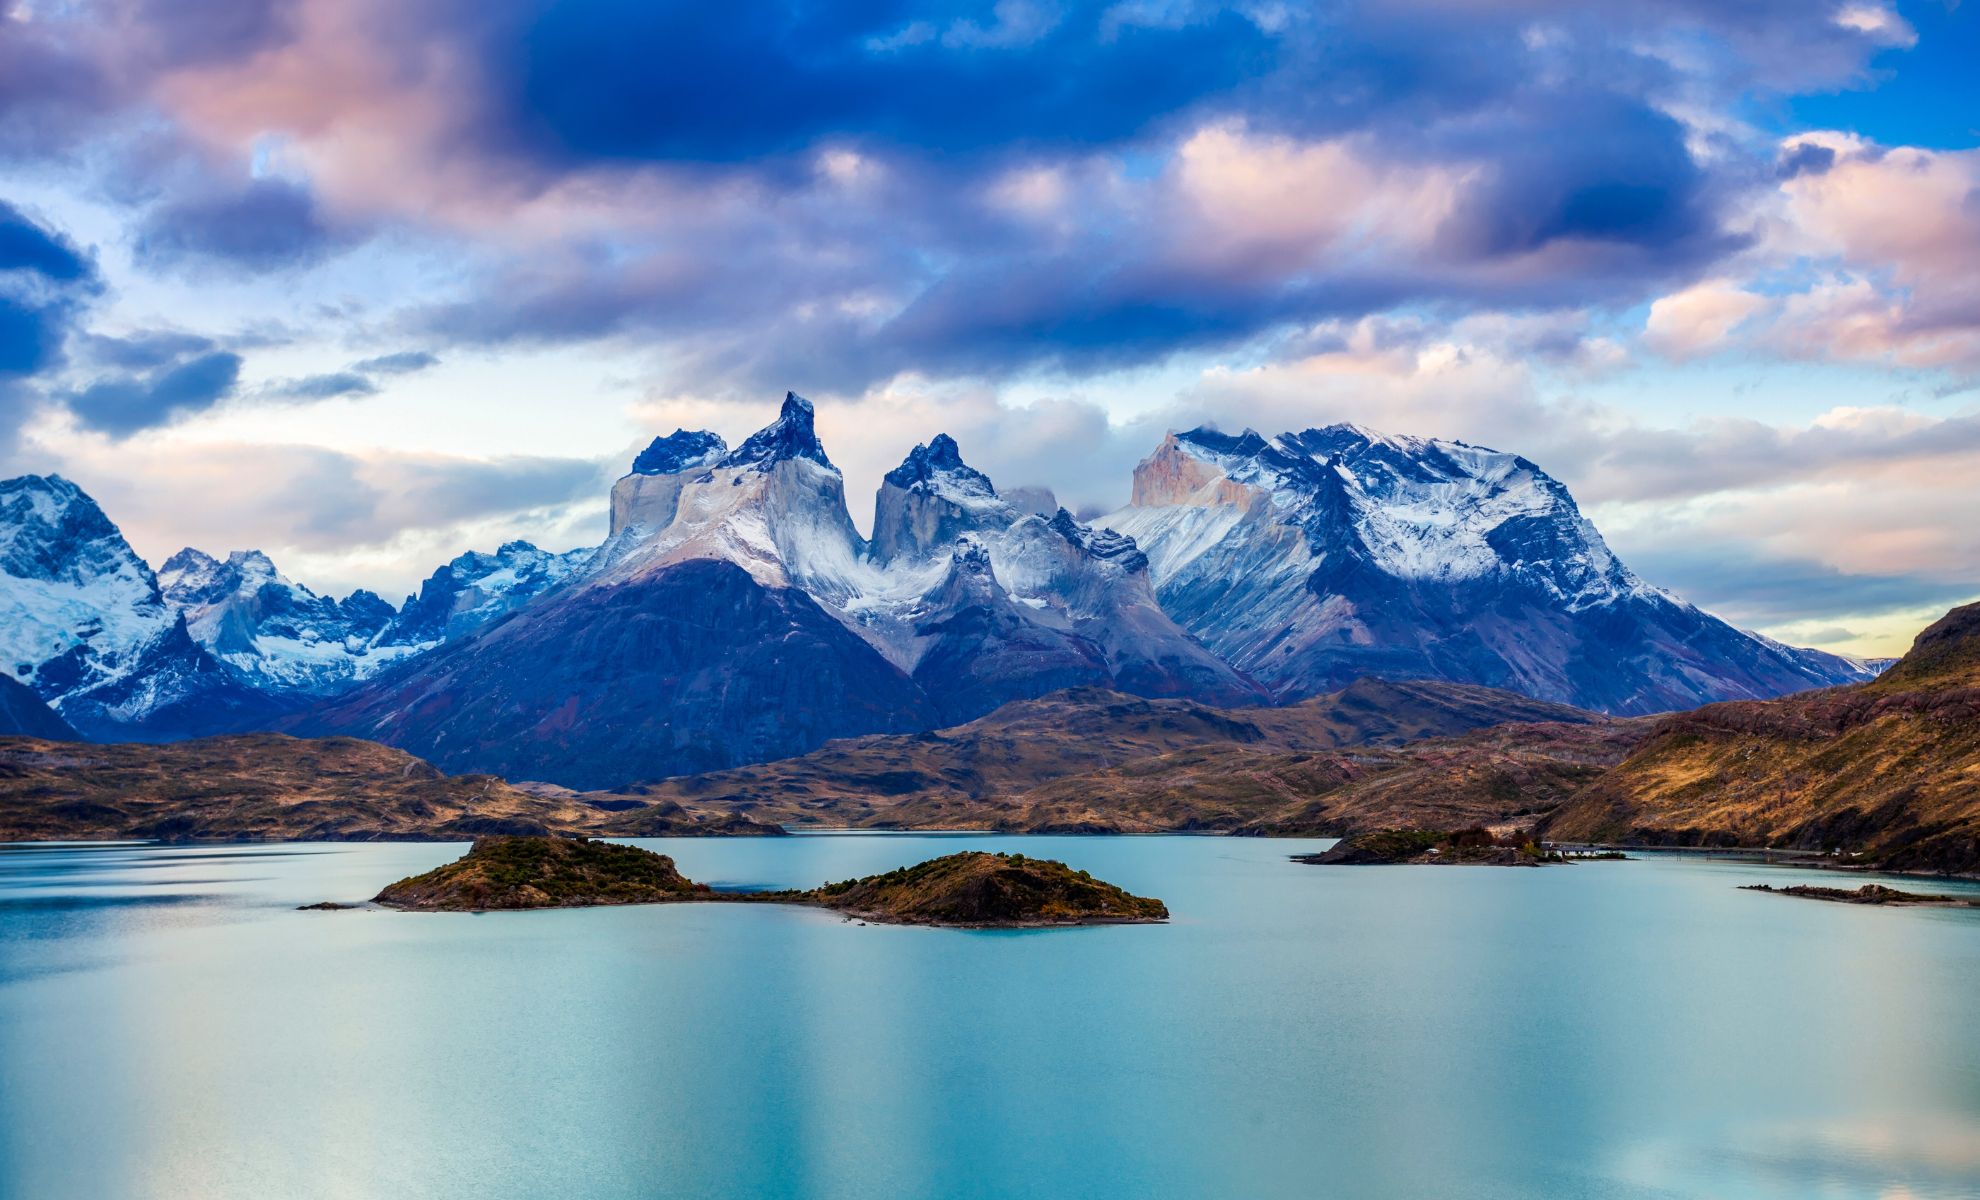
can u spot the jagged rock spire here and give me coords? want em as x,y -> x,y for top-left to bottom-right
884,433 -> 995,497
721,392 -> 834,471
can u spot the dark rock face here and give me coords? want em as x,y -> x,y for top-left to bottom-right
297,558 -> 933,789
631,429 -> 728,476
911,538 -> 1112,724
720,391 -> 832,470
0,672 -> 78,739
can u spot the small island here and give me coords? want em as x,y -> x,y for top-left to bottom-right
794,851 -> 1169,927
362,838 -> 1166,927
375,836 -> 710,910
1293,827 -> 1590,867
1740,882 -> 1980,907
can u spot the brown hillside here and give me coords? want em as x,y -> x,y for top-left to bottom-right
606,679 -> 1598,833
1543,601 -> 1980,873
0,734 -> 783,841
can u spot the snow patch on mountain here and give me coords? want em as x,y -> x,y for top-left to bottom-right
0,475 -> 277,737
1102,422 -> 1873,712
159,547 -> 416,695
1,475 -> 178,698
380,540 -> 595,648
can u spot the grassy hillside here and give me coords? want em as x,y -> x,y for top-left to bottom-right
1544,602 -> 1980,873
607,679 -> 1601,834
0,734 -> 783,841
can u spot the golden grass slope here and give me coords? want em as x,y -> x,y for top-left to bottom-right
1543,602 -> 1980,873
0,734 -> 782,841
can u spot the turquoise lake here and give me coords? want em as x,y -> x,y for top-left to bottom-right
3,835 -> 1979,1199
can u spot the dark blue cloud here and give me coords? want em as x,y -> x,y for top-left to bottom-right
135,178 -> 343,271
119,0 -> 302,68
1776,141 -> 1837,179
0,200 -> 100,379
402,1 -> 1830,386
0,202 -> 94,282
1438,96 -> 1732,260
504,1 -> 1275,164
66,350 -> 243,437
8,0 -> 1937,390
74,329 -> 219,370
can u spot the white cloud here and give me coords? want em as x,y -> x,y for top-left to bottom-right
1644,279 -> 1770,358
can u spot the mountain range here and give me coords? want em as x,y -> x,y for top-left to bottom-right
0,392 -> 1875,784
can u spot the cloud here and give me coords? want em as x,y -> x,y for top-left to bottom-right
134,177 -> 347,271
262,371 -> 378,401
351,349 -> 438,375
1646,135 -> 1980,371
1830,4 -> 1916,47
1644,279 -> 1769,358
5,0 -> 1905,389
1765,137 -> 1980,369
0,199 -> 100,377
42,437 -> 611,598
72,329 -> 221,370
64,350 -> 244,437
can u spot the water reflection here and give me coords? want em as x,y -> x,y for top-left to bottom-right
0,838 -> 1975,1200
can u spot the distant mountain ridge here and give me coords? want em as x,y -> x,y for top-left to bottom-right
1102,425 -> 1869,713
0,475 -> 275,739
0,392 -> 1883,770
301,393 -> 1256,784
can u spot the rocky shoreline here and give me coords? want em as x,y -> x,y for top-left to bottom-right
1740,882 -> 1980,907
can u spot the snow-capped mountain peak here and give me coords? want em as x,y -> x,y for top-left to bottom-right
631,429 -> 728,476
160,545 -> 412,694
603,392 -> 865,598
872,434 -> 1016,564
720,391 -> 834,471
1,474 -> 172,693
1104,419 -> 1869,711
381,540 -> 592,647
885,434 -> 996,500
0,474 -> 161,594
0,475 -> 275,737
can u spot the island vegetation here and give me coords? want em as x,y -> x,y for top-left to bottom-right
363,837 -> 1167,927
375,836 -> 710,910
1294,827 -> 1599,866
792,850 -> 1168,927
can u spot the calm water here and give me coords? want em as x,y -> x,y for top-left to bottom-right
3,836 -> 1979,1200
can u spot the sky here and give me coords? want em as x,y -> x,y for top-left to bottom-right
1,0 -> 1976,657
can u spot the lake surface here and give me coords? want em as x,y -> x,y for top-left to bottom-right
3,835 -> 1979,1200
